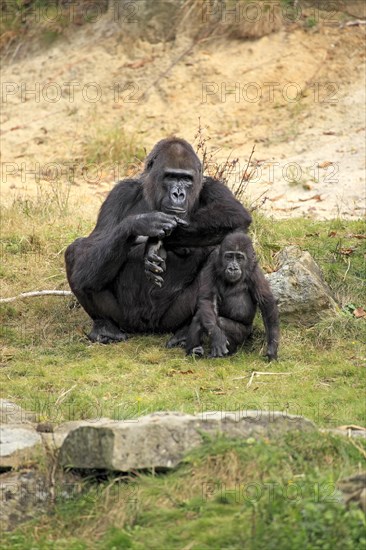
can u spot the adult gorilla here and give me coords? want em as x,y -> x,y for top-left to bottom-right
65,137 -> 252,343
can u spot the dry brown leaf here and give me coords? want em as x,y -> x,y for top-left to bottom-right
347,234 -> 366,240
167,369 -> 194,377
340,247 -> 355,255
124,59 -> 151,69
353,307 -> 366,319
268,194 -> 284,202
299,194 -> 323,202
274,206 -> 301,212
328,231 -> 337,237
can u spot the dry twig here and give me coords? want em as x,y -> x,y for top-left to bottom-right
246,371 -> 292,388
0,290 -> 73,303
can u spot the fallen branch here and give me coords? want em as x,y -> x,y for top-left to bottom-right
343,20 -> 366,27
246,371 -> 292,388
0,290 -> 73,303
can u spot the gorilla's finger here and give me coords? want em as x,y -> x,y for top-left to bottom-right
161,225 -> 176,236
145,260 -> 164,274
145,271 -> 164,286
149,253 -> 166,268
209,344 -> 229,358
175,217 -> 189,226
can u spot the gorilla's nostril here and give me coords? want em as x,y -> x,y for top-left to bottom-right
172,190 -> 185,203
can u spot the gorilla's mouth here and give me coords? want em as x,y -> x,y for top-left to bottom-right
166,207 -> 187,214
226,271 -> 241,283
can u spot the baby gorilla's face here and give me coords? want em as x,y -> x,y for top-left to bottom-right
222,250 -> 246,284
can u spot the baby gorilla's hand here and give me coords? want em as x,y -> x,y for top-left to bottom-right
144,238 -> 167,287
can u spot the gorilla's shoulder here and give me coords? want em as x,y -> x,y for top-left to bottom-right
112,178 -> 143,196
97,179 -> 143,223
201,176 -> 236,201
104,178 -> 144,205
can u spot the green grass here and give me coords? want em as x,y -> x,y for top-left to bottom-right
0,197 -> 365,548
1,201 -> 365,425
83,126 -> 146,167
2,433 -> 365,549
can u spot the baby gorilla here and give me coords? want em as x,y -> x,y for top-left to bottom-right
185,231 -> 279,360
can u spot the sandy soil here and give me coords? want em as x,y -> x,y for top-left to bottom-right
1,15 -> 365,220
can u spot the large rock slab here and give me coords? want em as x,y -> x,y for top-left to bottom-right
266,246 -> 339,324
59,411 -> 315,472
0,425 -> 43,469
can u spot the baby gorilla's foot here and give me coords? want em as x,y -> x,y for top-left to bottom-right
166,326 -> 188,348
187,346 -> 204,357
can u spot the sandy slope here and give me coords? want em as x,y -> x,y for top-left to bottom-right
1,17 -> 365,219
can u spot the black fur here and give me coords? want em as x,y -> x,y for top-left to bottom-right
65,138 -> 252,342
184,231 -> 280,360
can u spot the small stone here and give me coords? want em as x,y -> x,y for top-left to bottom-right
266,246 -> 339,324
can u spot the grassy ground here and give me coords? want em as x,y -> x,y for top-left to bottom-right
1,195 -> 365,548
2,433 -> 366,549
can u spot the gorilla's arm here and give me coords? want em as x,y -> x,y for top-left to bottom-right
164,178 -> 252,249
249,266 -> 280,361
65,180 -> 185,293
186,255 -> 229,357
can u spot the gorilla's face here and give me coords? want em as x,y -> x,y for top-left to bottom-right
159,168 -> 195,216
219,232 -> 255,284
222,250 -> 246,283
142,139 -> 202,219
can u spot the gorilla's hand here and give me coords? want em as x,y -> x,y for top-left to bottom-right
145,240 -> 166,288
209,327 -> 229,358
266,343 -> 278,362
130,212 -> 188,239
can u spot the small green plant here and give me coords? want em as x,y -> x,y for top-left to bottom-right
305,17 -> 317,29
40,28 -> 61,46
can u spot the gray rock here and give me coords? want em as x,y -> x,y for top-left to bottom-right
46,419 -> 112,451
0,425 -> 43,469
0,469 -> 83,532
0,399 -> 37,424
338,472 -> 366,513
266,246 -> 339,324
0,420 -> 107,470
59,411 -> 315,472
0,470 -> 50,532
